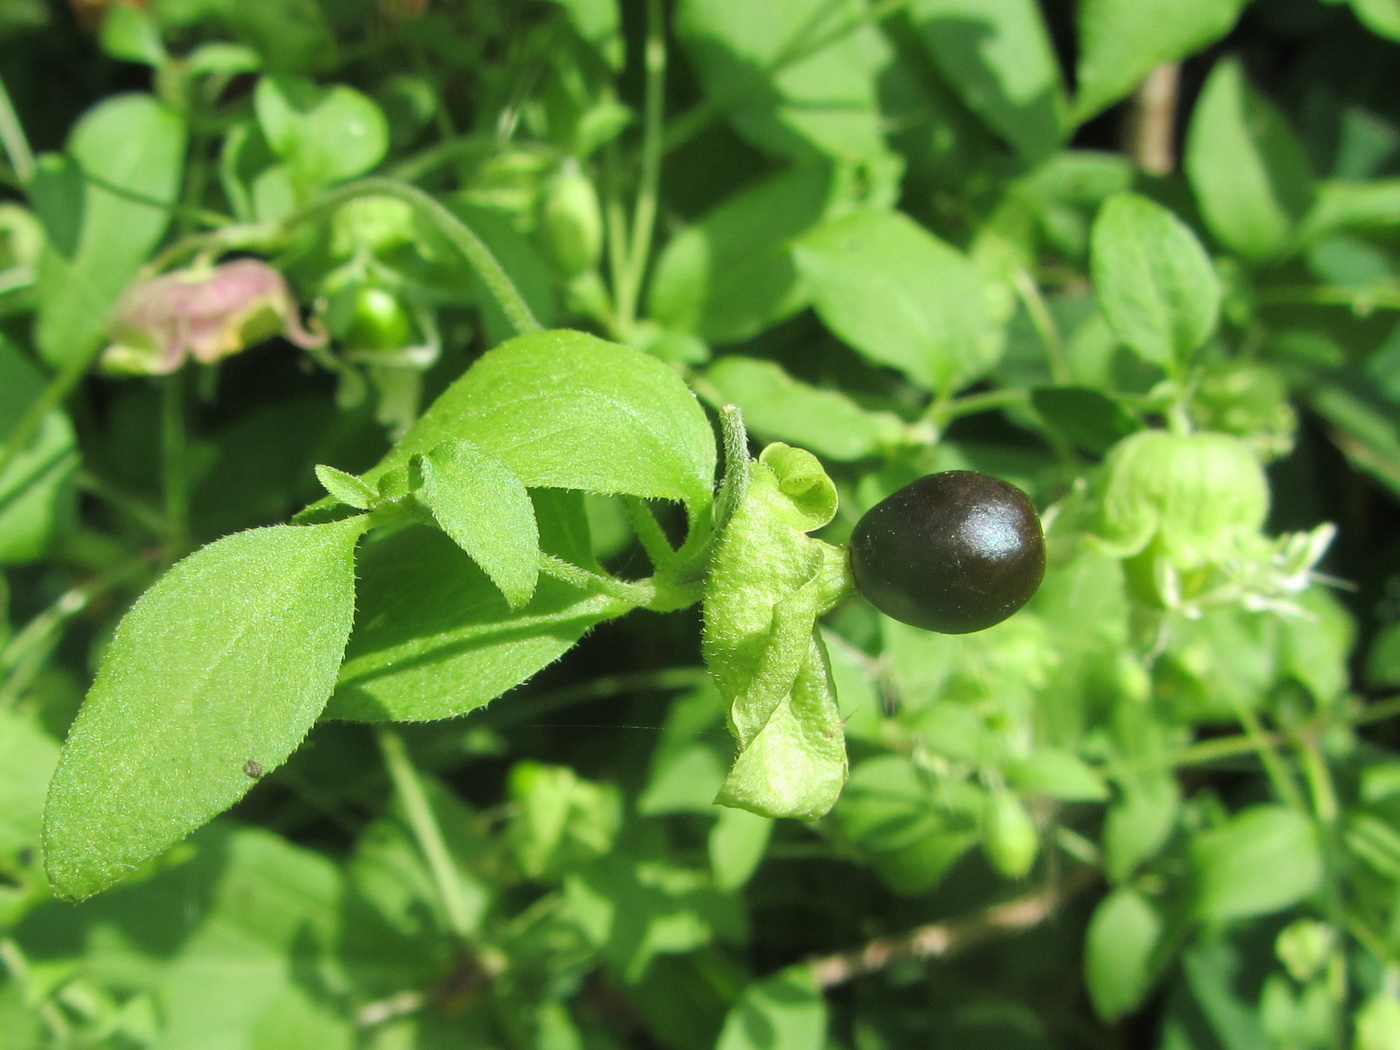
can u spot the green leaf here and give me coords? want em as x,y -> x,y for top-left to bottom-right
716,967 -> 827,1050
509,762 -> 622,880
1103,774 -> 1180,882
1190,805 -> 1323,922
1346,0 -> 1400,42
1085,886 -> 1163,1021
254,75 -> 388,195
1005,749 -> 1109,802
649,165 -> 835,344
564,852 -> 744,982
414,439 -> 540,610
0,709 -> 59,922
708,806 -> 773,891
328,492 -> 626,722
794,209 -> 996,394
905,0 -> 1067,160
0,337 -> 78,564
675,0 -> 892,161
1090,193 -> 1222,370
32,94 -> 187,366
702,356 -> 913,461
1073,0 -> 1249,122
1185,59 -> 1314,261
833,754 -> 981,895
43,517 -> 367,900
1030,386 -> 1141,456
1307,381 -> 1400,500
360,330 -> 716,515
313,464 -> 375,510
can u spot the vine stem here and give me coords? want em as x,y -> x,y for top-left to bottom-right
806,865 -> 1099,988
0,72 -> 34,184
293,178 -> 541,337
376,727 -> 477,944
612,0 -> 667,333
1125,63 -> 1181,175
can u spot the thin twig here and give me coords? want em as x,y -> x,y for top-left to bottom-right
806,865 -> 1099,988
1125,63 -> 1181,175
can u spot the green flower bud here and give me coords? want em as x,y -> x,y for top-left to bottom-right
983,791 -> 1039,879
1096,430 -> 1269,571
540,165 -> 603,278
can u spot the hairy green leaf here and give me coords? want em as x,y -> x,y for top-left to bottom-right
44,517 -> 367,899
361,330 -> 716,514
414,439 -> 540,609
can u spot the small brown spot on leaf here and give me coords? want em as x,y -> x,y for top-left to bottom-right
244,759 -> 264,778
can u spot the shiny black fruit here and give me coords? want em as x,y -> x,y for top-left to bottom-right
849,471 -> 1045,634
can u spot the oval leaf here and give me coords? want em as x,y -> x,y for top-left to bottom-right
716,966 -> 827,1050
794,210 -> 996,394
1091,193 -> 1222,370
415,439 -> 540,609
1085,886 -> 1163,1021
1189,805 -> 1323,922
1185,59 -> 1314,261
43,518 -> 367,900
364,330 -> 716,513
1074,0 -> 1248,122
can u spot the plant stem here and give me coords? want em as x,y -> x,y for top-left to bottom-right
538,552 -> 656,606
161,372 -> 190,562
935,387 -> 1030,425
623,496 -> 678,571
0,73 -> 34,184
1125,63 -> 1181,175
1229,694 -> 1308,813
613,0 -> 667,333
806,865 -> 1099,987
1015,269 -> 1071,385
376,726 -> 477,944
310,178 -> 541,336
484,666 -> 709,729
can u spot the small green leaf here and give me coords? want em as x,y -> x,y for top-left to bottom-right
1006,749 -> 1109,801
509,762 -> 621,880
675,0 -> 891,161
982,791 -> 1039,879
716,966 -> 827,1050
43,517 -> 367,900
834,754 -> 981,895
1085,886 -> 1163,1020
1091,193 -> 1222,370
414,439 -> 540,610
794,209 -> 996,394
32,94 -> 187,366
1190,805 -> 1323,922
1031,386 -> 1141,456
254,75 -> 388,195
1073,0 -> 1248,122
1185,59 -> 1314,261
650,164 -> 835,344
1103,774 -> 1180,882
0,336 -> 77,564
702,356 -> 913,461
905,0 -> 1067,160
313,464 -> 375,510
709,806 -> 773,891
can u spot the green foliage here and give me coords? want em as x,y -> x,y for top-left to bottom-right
4,1 -> 1400,1046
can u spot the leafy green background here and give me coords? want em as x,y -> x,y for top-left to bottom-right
3,1 -> 1400,1048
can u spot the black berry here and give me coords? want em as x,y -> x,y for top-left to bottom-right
849,471 -> 1045,634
